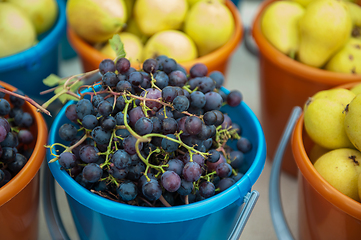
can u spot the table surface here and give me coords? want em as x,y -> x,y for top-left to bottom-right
38,1 -> 299,239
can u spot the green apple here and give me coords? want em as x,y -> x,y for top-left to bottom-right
143,30 -> 198,63
314,148 -> 361,201
0,2 -> 36,57
7,0 -> 58,34
304,88 -> 356,149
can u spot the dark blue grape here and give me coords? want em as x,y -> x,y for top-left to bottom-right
142,58 -> 159,73
97,100 -> 113,116
153,71 -> 169,89
229,151 -> 245,169
0,99 -> 10,116
155,106 -> 173,121
162,58 -> 177,74
116,80 -> 132,92
99,59 -> 115,75
123,135 -> 143,155
161,134 -> 179,152
166,158 -> 184,176
111,150 -> 131,169
76,99 -> 93,120
177,179 -> 193,196
162,86 -> 178,103
82,163 -> 103,183
102,71 -> 119,87
92,95 -> 104,108
91,126 -> 111,145
216,162 -> 232,178
134,117 -> 153,135
142,178 -> 162,201
190,63 -> 208,78
101,116 -> 116,130
190,91 -> 206,109
207,149 -> 220,163
129,71 -> 144,86
204,92 -> 223,111
59,123 -> 77,141
203,111 -> 217,125
82,114 -> 98,130
58,152 -> 77,169
65,104 -> 78,122
213,110 -> 224,126
237,137 -> 252,153
209,71 -> 224,88
0,147 -> 15,164
109,165 -> 128,180
169,70 -> 187,87
218,178 -> 235,192
79,145 -> 100,163
117,180 -> 138,201
127,161 -> 146,181
162,117 -> 177,134
9,90 -> 25,108
150,116 -> 162,133
173,95 -> 189,112
199,181 -> 215,198
8,153 -> 27,174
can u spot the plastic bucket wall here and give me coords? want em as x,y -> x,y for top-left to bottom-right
292,110 -> 361,240
67,0 -> 243,76
47,87 -> 266,240
0,0 -> 66,103
0,81 -> 48,240
252,0 -> 361,177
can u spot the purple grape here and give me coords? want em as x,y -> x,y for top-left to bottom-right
161,171 -> 181,192
115,58 -> 130,74
123,135 -> 143,155
58,152 -> 77,169
162,118 -> 178,134
190,63 -> 208,78
142,58 -> 159,73
229,151 -> 245,169
204,92 -> 223,111
199,181 -> 215,198
207,149 -> 220,163
177,179 -> 193,196
91,126 -> 111,145
142,178 -> 162,201
59,123 -> 77,141
227,90 -> 243,107
76,99 -> 93,120
169,70 -> 187,87
79,145 -> 100,163
161,134 -> 179,152
166,159 -> 184,176
18,129 -> 33,144
102,71 -> 119,87
128,106 -> 146,127
190,91 -> 206,109
237,137 -> 252,153
82,163 -> 103,183
82,114 -> 98,130
182,162 -> 202,182
8,153 -> 27,174
185,116 -> 202,135
135,117 -> 153,135
117,180 -> 138,201
215,162 -> 232,178
65,104 -> 78,122
99,59 -> 115,75
218,178 -> 235,192
111,150 -> 131,169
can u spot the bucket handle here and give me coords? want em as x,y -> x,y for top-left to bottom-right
227,190 -> 260,240
269,106 -> 302,240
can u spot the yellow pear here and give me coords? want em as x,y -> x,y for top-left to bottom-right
183,0 -> 234,56
350,83 -> 361,95
124,18 -> 149,44
187,0 -> 224,7
261,1 -> 305,56
358,173 -> 361,201
345,1 -> 361,28
314,148 -> 361,201
325,38 -> 361,74
7,0 -> 58,35
344,94 -> 361,151
100,32 -> 144,64
289,0 -> 313,8
143,30 -> 197,63
133,0 -> 188,36
303,88 -> 356,149
67,0 -> 127,43
0,2 -> 36,57
124,0 -> 135,18
298,0 -> 352,68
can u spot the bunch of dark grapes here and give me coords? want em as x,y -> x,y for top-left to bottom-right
0,89 -> 35,188
49,56 -> 252,207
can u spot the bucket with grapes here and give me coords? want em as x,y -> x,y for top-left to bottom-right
0,81 -> 47,240
44,55 -> 266,240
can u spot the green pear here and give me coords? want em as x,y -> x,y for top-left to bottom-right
261,1 -> 305,56
143,30 -> 198,63
100,32 -> 144,64
303,88 -> 356,149
186,0 -> 224,7
0,2 -> 36,57
67,0 -> 127,43
325,37 -> 361,74
183,0 -> 234,56
133,0 -> 188,37
345,1 -> 361,28
124,18 -> 149,44
7,0 -> 58,35
314,148 -> 361,201
343,94 -> 361,151
350,83 -> 361,95
298,0 -> 353,68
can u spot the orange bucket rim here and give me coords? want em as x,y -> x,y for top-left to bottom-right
292,113 -> 361,220
0,81 -> 48,206
252,0 -> 361,85
67,0 -> 243,71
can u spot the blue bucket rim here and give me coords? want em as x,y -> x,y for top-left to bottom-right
47,87 -> 266,223
0,0 -> 66,71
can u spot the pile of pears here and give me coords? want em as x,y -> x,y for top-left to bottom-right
0,0 -> 58,58
66,0 -> 235,65
261,0 -> 361,74
303,84 -> 361,203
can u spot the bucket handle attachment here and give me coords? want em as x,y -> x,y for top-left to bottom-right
269,106 -> 302,240
43,163 -> 260,240
227,190 -> 260,240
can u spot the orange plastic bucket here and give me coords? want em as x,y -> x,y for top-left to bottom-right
252,0 -> 361,177
0,81 -> 48,240
292,112 -> 361,240
67,0 -> 243,75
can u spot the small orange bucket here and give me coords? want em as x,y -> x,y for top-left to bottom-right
252,0 -> 361,177
67,0 -> 243,75
0,81 -> 48,240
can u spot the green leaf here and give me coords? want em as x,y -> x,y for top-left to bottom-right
109,34 -> 126,60
54,81 -> 83,104
43,74 -> 62,87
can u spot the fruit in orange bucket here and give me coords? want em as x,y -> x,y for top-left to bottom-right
260,1 -> 304,56
183,0 -> 234,56
133,0 -> 188,36
66,0 -> 128,43
313,148 -> 361,202
143,30 -> 197,62
297,0 -> 352,68
0,2 -> 36,57
303,88 -> 355,149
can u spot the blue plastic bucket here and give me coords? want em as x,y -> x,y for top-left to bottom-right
0,0 -> 66,103
46,87 -> 266,240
